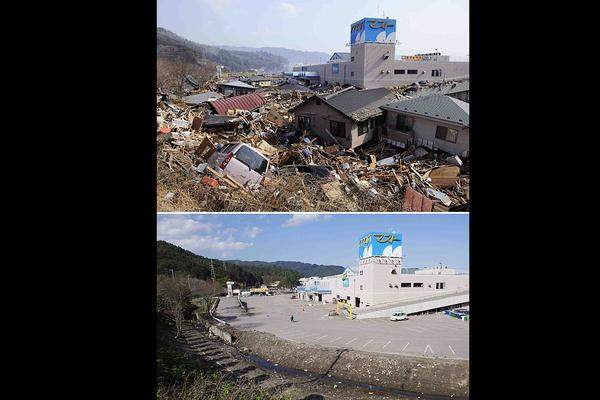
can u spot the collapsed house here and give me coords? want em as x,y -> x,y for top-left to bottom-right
290,87 -> 397,149
243,75 -> 274,88
380,94 -> 469,157
411,80 -> 469,103
182,91 -> 223,106
216,80 -> 256,96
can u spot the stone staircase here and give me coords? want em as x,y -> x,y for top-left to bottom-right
161,318 -> 293,395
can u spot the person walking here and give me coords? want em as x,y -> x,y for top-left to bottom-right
290,315 -> 294,322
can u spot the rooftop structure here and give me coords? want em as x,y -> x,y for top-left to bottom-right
292,17 -> 468,89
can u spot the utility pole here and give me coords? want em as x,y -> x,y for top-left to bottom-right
210,260 -> 216,283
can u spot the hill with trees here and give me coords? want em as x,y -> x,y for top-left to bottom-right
226,260 -> 345,278
157,241 -> 301,288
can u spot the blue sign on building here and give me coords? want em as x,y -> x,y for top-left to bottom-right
350,18 -> 396,45
358,232 -> 402,258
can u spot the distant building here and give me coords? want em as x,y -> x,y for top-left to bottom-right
293,17 -> 469,88
290,87 -> 396,149
216,80 -> 256,96
380,94 -> 469,156
296,232 -> 469,309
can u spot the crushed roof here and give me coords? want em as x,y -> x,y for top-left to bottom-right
183,91 -> 223,105
245,76 -> 273,82
209,92 -> 267,115
217,80 -> 255,89
413,80 -> 469,98
382,94 -> 469,126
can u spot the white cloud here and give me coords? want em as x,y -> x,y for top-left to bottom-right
157,215 -> 252,257
278,2 -> 298,16
282,214 -> 331,227
157,216 -> 215,238
246,226 -> 262,238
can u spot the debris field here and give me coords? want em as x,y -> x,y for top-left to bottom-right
157,79 -> 469,212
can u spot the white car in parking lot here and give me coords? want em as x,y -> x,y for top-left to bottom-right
390,312 -> 408,321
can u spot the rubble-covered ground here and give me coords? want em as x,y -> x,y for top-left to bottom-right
157,80 -> 469,212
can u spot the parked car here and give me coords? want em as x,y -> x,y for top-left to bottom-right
390,312 -> 408,321
207,142 -> 270,186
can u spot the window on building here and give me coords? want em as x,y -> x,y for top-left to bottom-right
298,116 -> 311,130
330,120 -> 346,138
351,56 -> 355,62
396,115 -> 414,131
358,120 -> 369,136
401,282 -> 411,288
360,285 -> 363,290
350,71 -> 354,77
394,69 -> 405,75
359,270 -> 363,275
391,269 -> 397,274
435,282 -> 446,289
389,283 -> 393,288
431,69 -> 442,77
413,283 -> 423,288
407,69 -> 418,74
332,63 -> 339,74
336,295 -> 340,299
435,126 -> 459,143
346,296 -> 351,300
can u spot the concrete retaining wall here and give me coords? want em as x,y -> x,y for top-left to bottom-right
233,329 -> 468,397
196,314 -> 236,344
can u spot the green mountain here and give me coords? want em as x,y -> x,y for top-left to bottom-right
226,260 -> 345,278
157,27 -> 287,73
157,240 -> 301,287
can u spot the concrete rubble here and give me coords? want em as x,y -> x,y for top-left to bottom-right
157,79 -> 469,212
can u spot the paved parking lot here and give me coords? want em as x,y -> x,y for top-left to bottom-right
217,294 -> 469,359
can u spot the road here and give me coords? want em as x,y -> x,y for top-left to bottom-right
217,294 -> 469,359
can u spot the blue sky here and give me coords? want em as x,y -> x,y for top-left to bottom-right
157,214 -> 469,271
157,0 -> 469,60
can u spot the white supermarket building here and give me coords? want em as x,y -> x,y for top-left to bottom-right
296,232 -> 469,314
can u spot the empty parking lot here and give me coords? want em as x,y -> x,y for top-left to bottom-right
217,294 -> 468,359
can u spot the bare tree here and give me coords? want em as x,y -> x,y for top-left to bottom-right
157,57 -> 216,96
157,276 -> 192,338
191,279 -> 222,316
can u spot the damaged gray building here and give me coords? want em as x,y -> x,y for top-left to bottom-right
380,94 -> 469,156
290,87 -> 397,149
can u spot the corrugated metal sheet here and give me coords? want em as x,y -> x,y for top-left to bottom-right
210,93 -> 267,115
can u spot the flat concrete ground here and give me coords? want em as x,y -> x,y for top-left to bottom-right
217,294 -> 469,360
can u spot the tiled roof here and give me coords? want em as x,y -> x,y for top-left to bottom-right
323,87 -> 396,121
209,92 -> 267,115
382,94 -> 469,126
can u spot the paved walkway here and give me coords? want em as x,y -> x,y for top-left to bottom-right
217,294 -> 469,359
